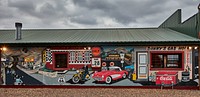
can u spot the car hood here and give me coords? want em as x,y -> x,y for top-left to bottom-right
93,71 -> 113,76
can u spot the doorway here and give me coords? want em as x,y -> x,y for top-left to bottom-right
55,54 -> 68,68
137,52 -> 148,81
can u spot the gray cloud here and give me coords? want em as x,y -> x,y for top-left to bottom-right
0,0 -> 199,29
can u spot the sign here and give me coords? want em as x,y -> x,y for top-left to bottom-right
92,58 -> 101,67
160,76 -> 172,81
156,71 -> 178,85
92,47 -> 101,56
146,46 -> 187,51
58,77 -> 65,84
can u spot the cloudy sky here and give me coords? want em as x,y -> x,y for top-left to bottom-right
0,0 -> 199,29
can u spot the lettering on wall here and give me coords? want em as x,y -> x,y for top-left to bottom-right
146,46 -> 187,51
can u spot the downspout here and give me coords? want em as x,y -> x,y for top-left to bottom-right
197,4 -> 200,90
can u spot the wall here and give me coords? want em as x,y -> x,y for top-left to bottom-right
0,46 -> 198,87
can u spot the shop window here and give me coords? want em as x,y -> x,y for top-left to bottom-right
70,51 -> 76,61
84,51 -> 90,61
151,52 -> 183,70
77,52 -> 83,61
55,54 -> 67,68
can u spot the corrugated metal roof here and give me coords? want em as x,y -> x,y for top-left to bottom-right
0,28 -> 199,44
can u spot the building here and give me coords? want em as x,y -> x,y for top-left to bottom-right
0,6 -> 200,89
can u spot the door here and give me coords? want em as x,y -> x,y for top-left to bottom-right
137,52 -> 148,80
55,54 -> 68,68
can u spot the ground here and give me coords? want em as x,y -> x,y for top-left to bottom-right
0,88 -> 200,97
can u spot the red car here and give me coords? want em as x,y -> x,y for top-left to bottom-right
92,66 -> 128,84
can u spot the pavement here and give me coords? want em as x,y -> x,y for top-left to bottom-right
16,66 -> 143,86
5,66 -> 199,87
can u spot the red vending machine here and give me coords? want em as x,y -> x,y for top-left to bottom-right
156,71 -> 178,85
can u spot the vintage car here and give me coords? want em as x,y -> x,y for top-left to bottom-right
92,66 -> 128,84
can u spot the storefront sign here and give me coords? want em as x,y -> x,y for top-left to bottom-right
92,47 -> 101,56
146,46 -> 187,51
160,76 -> 172,81
186,50 -> 192,65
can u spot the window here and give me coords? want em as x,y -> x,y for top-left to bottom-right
139,54 -> 147,64
70,51 -> 76,61
167,55 -> 179,67
84,51 -> 90,61
77,51 -> 83,61
151,52 -> 183,69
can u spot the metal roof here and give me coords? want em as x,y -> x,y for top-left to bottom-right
0,28 -> 199,44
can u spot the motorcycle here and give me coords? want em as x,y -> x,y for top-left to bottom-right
72,69 -> 90,84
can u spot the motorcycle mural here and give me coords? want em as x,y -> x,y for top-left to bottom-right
72,65 -> 90,84
0,46 -> 198,87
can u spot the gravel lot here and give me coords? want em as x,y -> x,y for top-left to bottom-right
0,88 -> 200,97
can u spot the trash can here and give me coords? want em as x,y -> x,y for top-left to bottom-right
132,73 -> 137,81
181,72 -> 190,82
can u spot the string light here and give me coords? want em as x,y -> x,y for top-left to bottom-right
0,47 -> 7,51
188,47 -> 192,50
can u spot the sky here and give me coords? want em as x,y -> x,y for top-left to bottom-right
0,0 -> 199,29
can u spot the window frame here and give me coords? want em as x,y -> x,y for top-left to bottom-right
150,51 -> 184,70
70,51 -> 76,62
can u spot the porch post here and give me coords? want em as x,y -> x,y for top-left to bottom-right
198,4 -> 200,90
0,48 -> 1,85
198,46 -> 200,90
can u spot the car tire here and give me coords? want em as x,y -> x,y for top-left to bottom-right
105,76 -> 112,84
122,73 -> 126,79
128,73 -> 131,79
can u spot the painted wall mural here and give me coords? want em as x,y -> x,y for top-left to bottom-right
0,46 -> 198,87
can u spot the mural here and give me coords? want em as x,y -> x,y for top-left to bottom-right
0,46 -> 198,87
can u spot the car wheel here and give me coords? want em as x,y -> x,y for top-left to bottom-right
122,73 -> 126,79
105,76 -> 112,84
128,73 -> 131,79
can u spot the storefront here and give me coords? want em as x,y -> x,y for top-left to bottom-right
0,7 -> 200,89
146,46 -> 195,85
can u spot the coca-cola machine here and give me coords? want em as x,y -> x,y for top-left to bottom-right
156,71 -> 178,85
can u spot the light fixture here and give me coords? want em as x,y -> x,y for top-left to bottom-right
0,47 -> 7,51
188,47 -> 192,50
194,46 -> 198,49
88,47 -> 91,50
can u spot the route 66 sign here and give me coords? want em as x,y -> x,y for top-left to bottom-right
58,77 -> 65,83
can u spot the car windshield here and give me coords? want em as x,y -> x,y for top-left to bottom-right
109,67 -> 120,71
101,67 -> 108,71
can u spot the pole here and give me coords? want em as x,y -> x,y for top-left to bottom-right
0,49 -> 1,85
197,4 -> 200,90
198,4 -> 200,38
198,46 -> 200,90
